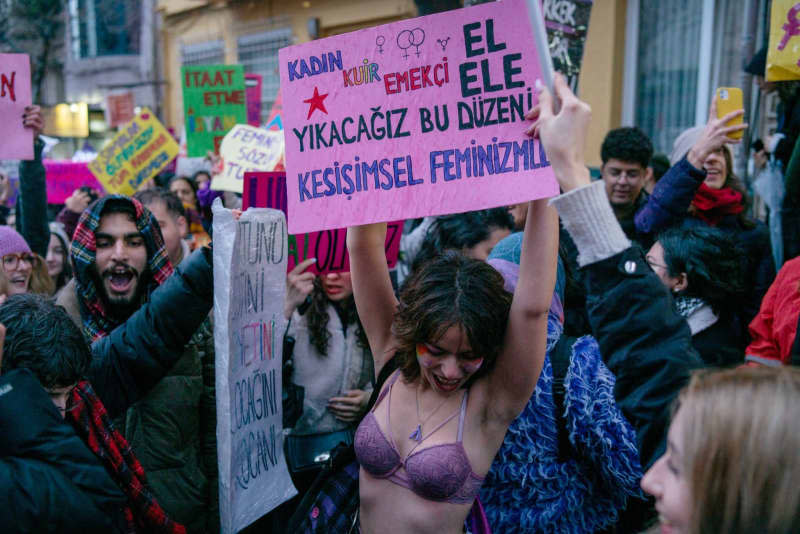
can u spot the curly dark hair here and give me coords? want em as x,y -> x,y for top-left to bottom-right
0,293 -> 91,389
306,277 -> 369,356
411,208 -> 514,274
601,127 -> 654,168
394,250 -> 512,385
658,226 -> 746,315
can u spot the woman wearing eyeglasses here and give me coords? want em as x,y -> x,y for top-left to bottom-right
0,226 -> 53,300
645,225 -> 746,367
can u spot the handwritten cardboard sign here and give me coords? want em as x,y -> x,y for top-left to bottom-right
182,64 -> 248,157
0,53 -> 33,160
279,0 -> 557,234
245,73 -> 263,127
213,124 -> 285,193
212,203 -> 296,533
243,171 -> 402,274
766,0 -> 800,81
44,161 -> 105,204
88,107 -> 180,196
544,0 -> 593,90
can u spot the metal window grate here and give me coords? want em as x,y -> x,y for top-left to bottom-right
237,27 -> 293,122
181,40 -> 225,66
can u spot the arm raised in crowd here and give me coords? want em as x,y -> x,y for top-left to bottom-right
634,100 -> 746,235
545,82 -> 704,469
347,222 -> 399,377
88,247 -> 214,418
17,106 -> 49,258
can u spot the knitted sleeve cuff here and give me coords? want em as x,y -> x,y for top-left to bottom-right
549,181 -> 631,266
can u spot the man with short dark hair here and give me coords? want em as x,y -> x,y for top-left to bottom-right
56,195 -> 218,533
600,127 -> 655,247
134,188 -> 190,266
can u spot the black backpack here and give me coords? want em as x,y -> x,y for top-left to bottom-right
550,334 -> 578,463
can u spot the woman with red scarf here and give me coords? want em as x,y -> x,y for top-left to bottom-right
634,99 -> 775,332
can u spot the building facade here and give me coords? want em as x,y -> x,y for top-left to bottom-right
157,0 -> 418,131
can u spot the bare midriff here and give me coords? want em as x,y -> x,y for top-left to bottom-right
358,467 -> 474,534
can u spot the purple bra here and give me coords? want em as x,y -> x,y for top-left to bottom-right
354,371 -> 484,504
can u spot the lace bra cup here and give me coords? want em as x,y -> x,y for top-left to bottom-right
354,372 -> 485,504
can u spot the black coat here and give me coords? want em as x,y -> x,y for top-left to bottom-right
3,247 -> 214,531
0,369 -> 127,533
691,311 -> 746,367
84,247 -> 214,420
581,247 -> 704,469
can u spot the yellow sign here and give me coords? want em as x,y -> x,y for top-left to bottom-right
767,0 -> 800,81
88,107 -> 179,196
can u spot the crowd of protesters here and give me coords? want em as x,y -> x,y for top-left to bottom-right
0,44 -> 799,534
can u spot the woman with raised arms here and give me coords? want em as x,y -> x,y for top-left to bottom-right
346,75 -> 586,533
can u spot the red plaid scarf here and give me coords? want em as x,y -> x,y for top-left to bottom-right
67,381 -> 186,534
70,196 -> 174,342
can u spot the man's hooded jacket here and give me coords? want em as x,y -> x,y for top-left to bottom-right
58,195 -> 218,533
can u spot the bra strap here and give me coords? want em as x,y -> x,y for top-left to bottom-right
457,390 -> 469,442
373,369 -> 401,412
383,370 -> 402,450
406,390 -> 468,457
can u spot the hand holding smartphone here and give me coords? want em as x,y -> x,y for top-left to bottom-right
716,87 -> 744,140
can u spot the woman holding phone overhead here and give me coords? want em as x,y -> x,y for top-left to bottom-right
347,76 -> 586,533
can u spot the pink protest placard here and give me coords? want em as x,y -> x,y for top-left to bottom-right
279,0 -> 556,234
0,54 -> 33,160
243,171 -> 402,274
44,161 -> 105,204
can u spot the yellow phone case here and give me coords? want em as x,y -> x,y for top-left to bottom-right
716,87 -> 744,140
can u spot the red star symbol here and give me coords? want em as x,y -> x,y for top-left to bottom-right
303,86 -> 329,120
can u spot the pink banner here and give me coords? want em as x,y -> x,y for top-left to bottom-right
243,171 -> 402,274
0,53 -> 33,160
279,0 -> 557,234
245,73 -> 263,127
44,160 -> 105,204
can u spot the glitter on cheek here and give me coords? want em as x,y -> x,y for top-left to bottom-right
460,358 -> 484,374
416,344 -> 437,368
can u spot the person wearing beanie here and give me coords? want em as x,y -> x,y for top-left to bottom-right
0,225 -> 52,298
634,98 -> 774,330
47,222 -> 73,294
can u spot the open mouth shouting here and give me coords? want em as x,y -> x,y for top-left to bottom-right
103,265 -> 139,300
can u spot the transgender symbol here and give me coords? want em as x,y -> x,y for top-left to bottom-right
376,35 -> 386,54
397,28 -> 426,59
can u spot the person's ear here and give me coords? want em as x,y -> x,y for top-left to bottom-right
675,272 -> 689,292
177,215 -> 188,236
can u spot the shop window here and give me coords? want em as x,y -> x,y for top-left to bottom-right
181,40 -> 226,66
237,27 -> 293,122
69,0 -> 141,58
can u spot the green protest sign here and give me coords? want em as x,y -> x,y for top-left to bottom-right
181,64 -> 248,157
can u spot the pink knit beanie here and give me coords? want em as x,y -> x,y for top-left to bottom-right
0,226 -> 31,258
